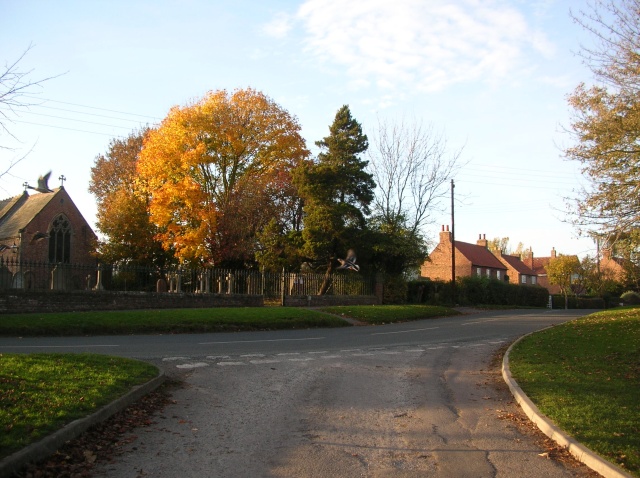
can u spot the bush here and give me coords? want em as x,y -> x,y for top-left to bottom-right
383,274 -> 409,304
407,279 -> 454,305
576,297 -> 606,309
550,295 -> 606,309
408,277 -> 547,307
620,290 -> 640,305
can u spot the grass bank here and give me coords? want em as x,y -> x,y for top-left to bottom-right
0,353 -> 158,459
0,305 -> 461,336
508,307 -> 640,476
0,307 -> 351,336
318,304 -> 460,324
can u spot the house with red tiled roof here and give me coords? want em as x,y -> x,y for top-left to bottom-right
420,226 -> 508,281
521,247 -> 579,294
599,249 -> 627,283
494,251 -> 537,285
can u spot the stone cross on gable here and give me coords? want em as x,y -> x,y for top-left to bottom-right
59,175 -> 66,187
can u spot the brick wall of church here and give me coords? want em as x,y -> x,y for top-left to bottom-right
20,188 -> 96,266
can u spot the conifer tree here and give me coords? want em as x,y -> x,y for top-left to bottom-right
295,105 -> 375,292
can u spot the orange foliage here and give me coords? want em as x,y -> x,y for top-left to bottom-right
137,88 -> 308,265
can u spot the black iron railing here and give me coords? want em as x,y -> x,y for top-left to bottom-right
0,257 -> 376,301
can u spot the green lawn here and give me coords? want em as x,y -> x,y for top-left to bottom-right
0,353 -> 158,459
508,307 -> 640,476
0,307 -> 351,336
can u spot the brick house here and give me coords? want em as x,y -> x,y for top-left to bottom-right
599,248 -> 627,283
0,187 -> 97,289
494,251 -> 537,285
421,226 -> 507,281
422,226 -> 540,286
522,248 -> 567,294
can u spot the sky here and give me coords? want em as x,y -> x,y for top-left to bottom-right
1,0 -> 601,260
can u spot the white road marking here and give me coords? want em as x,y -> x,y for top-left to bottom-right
199,337 -> 324,345
4,344 -> 119,348
371,327 -> 439,335
176,362 -> 209,369
179,339 -> 513,369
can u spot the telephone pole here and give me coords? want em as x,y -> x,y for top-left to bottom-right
451,179 -> 456,304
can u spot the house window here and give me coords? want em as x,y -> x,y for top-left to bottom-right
497,270 -> 501,280
532,276 -> 537,285
486,268 -> 491,277
476,268 -> 482,277
521,275 -> 527,284
48,214 -> 72,263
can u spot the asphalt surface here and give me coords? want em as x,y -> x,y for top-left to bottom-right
0,309 -> 605,477
0,309 -> 588,359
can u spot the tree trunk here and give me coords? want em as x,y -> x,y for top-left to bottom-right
318,261 -> 334,295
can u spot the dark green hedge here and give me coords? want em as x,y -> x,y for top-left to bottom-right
408,276 -> 548,307
550,295 -> 606,309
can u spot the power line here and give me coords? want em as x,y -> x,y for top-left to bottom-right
2,108 -> 140,130
17,103 -> 158,125
10,119 -> 124,137
20,94 -> 162,121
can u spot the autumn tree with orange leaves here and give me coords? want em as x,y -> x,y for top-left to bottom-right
137,88 -> 309,267
90,128 -> 172,267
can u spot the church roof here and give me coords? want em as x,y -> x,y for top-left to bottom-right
0,189 -> 58,240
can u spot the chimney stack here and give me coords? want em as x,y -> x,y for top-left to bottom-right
477,233 -> 488,248
440,225 -> 452,244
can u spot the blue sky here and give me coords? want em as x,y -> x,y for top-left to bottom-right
1,0 -> 598,260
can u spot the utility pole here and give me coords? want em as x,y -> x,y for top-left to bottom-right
451,179 -> 456,304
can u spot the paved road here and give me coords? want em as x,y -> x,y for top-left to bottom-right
1,309 -> 597,477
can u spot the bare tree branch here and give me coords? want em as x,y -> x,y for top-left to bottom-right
367,115 -> 465,235
0,44 -> 64,177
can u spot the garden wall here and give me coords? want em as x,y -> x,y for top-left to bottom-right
0,290 -> 263,314
283,294 -> 380,307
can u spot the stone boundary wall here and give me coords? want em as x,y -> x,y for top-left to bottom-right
0,290 -> 263,314
283,295 -> 379,307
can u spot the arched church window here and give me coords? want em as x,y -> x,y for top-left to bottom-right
48,214 -> 71,263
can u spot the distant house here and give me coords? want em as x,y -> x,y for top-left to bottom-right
493,251 -> 537,285
0,186 -> 97,289
599,248 -> 627,283
421,226 -> 507,281
421,226 -> 542,287
521,247 -> 582,295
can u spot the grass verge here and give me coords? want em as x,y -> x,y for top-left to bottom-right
0,307 -> 350,336
0,353 -> 158,459
318,304 -> 459,324
508,307 -> 640,476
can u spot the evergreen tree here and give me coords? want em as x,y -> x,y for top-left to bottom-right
295,105 -> 375,292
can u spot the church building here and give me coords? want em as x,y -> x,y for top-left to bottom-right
0,173 -> 97,289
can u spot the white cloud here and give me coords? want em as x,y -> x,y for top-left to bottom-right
263,12 -> 293,38
292,0 -> 552,92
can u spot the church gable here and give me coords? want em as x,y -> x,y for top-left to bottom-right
0,187 -> 96,266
